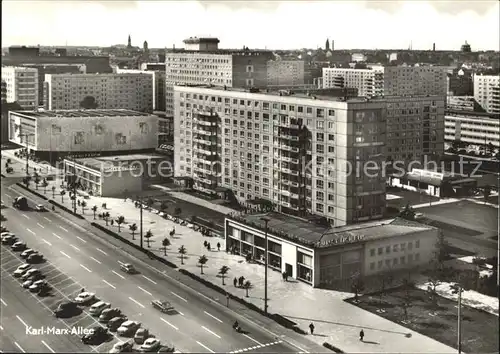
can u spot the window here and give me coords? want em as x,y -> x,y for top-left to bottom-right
328,109 -> 335,116
400,256 -> 406,264
415,240 -> 420,248
415,253 -> 420,261
378,260 -> 383,269
385,246 -> 391,254
378,247 -> 383,255
393,244 -> 399,252
306,107 -> 312,114
370,249 -> 375,257
400,243 -> 406,251
316,120 -> 324,129
370,262 -> 375,270
298,106 -> 304,113
408,242 -> 413,250
393,258 -> 398,266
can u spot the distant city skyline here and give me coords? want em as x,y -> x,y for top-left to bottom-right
2,0 -> 499,51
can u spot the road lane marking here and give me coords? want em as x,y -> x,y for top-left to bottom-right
112,270 -> 125,279
142,275 -> 157,284
138,286 -> 152,296
0,324 -> 3,330
5,193 -> 12,198
196,341 -> 215,353
102,279 -> 116,289
90,257 -> 101,264
44,217 -> 51,222
0,298 -> 6,306
80,264 -> 92,273
287,341 -> 308,353
204,311 -> 223,323
59,226 -> 68,232
70,244 -> 80,251
160,317 -> 178,330
41,340 -> 55,353
202,326 -> 221,339
96,248 -> 108,255
16,315 -> 28,328
14,342 -> 25,353
22,214 -> 29,219
37,223 -> 45,229
52,233 -> 62,239
60,251 -> 71,259
171,291 -> 187,302
128,297 -> 145,308
26,228 -> 35,235
118,261 -> 125,265
42,238 -> 52,246
76,236 -> 87,243
243,334 -> 263,346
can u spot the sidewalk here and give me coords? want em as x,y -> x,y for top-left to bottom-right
34,177 -> 456,353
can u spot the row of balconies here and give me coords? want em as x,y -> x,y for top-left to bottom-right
193,175 -> 217,186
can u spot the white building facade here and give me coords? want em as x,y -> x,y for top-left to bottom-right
44,73 -> 154,112
445,110 -> 500,149
473,74 -> 500,114
1,66 -> 39,109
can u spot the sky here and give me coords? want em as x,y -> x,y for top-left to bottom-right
2,0 -> 499,51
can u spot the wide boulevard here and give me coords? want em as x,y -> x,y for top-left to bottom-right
0,178 -> 306,353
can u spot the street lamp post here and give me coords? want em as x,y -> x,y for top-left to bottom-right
451,283 -> 463,353
19,133 -> 34,176
260,216 -> 270,314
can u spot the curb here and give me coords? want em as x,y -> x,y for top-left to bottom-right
323,342 -> 344,353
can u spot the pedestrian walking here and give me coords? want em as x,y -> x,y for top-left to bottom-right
359,329 -> 364,341
217,242 -> 221,251
282,271 -> 286,281
309,323 -> 315,335
204,240 -> 208,248
111,219 -> 114,226
233,277 -> 238,287
207,243 -> 211,251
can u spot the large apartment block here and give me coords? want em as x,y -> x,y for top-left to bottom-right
44,73 -> 154,112
445,110 -> 500,149
473,74 -> 500,114
1,66 -> 39,109
174,85 -> 387,227
323,65 -> 447,98
266,60 -> 305,87
165,37 -> 274,116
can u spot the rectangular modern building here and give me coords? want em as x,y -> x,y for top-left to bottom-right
266,60 -> 305,87
225,213 -> 438,287
174,85 -> 387,226
1,66 -> 39,109
445,110 -> 500,149
322,65 -> 448,98
8,109 -> 158,161
44,73 -> 154,112
473,74 -> 500,114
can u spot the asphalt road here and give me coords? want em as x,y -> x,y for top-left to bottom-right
1,182 -> 305,353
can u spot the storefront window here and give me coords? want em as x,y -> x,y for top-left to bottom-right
297,264 -> 312,283
268,253 -> 281,269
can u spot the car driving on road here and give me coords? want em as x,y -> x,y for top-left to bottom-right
120,263 -> 137,274
151,300 -> 173,313
35,204 -> 47,212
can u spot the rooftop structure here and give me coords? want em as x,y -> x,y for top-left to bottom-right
14,109 -> 151,119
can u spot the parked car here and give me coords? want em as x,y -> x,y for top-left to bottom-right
11,241 -> 27,251
134,328 -> 150,344
1,231 -> 14,237
120,263 -> 137,274
21,249 -> 38,258
117,321 -> 141,337
27,253 -> 44,264
89,301 -> 111,316
74,292 -> 96,305
22,279 -> 34,288
21,269 -> 40,281
1,235 -> 17,245
109,340 -> 134,353
54,301 -> 79,317
99,308 -> 122,323
29,280 -> 47,293
107,316 -> 128,332
13,264 -> 31,277
140,338 -> 161,352
157,346 -> 175,353
82,326 -> 109,345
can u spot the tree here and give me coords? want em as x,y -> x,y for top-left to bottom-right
162,238 -> 171,255
145,230 -> 153,248
243,280 -> 252,297
60,190 -> 66,203
79,96 -> 98,109
399,203 -> 415,221
198,255 -> 208,274
427,263 -> 442,308
91,205 -> 98,219
102,203 -> 107,209
218,265 -> 230,285
41,180 -> 48,194
434,230 -> 450,271
378,271 -> 394,303
116,216 -> 125,232
146,198 -> 154,209
51,186 -> 56,198
34,176 -> 41,190
129,223 -> 138,240
81,200 -> 87,214
351,274 -> 365,302
400,278 -> 413,322
178,245 -> 187,265
23,177 -> 30,187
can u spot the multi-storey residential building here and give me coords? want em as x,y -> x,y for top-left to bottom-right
266,60 -> 305,87
445,110 -> 500,149
114,68 -> 158,111
323,65 -> 447,99
385,96 -> 445,162
174,85 -> 387,227
1,66 -> 39,109
44,73 -> 153,112
165,37 -> 274,117
447,68 -> 473,96
474,74 -> 500,114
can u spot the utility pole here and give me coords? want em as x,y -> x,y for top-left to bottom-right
19,133 -> 34,176
140,197 -> 143,249
451,283 -> 463,353
260,216 -> 270,314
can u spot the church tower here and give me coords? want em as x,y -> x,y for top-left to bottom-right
127,35 -> 132,48
325,38 -> 330,51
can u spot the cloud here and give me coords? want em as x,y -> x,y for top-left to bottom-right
364,0 -> 497,15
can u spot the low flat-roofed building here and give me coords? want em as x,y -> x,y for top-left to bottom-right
225,213 -> 437,288
444,109 -> 500,150
64,153 -> 172,197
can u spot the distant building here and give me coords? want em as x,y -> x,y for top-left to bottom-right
44,73 -> 153,112
325,38 -> 330,51
1,55 -> 112,74
446,96 -> 476,111
1,80 -> 6,103
54,48 -> 67,56
266,60 -> 305,87
1,66 -> 39,109
114,68 -> 157,111
473,74 -> 500,114
183,37 -> 220,51
128,34 -> 132,48
8,46 -> 40,57
445,110 -> 500,149
447,68 -> 473,96
461,41 -> 471,53
351,53 -> 367,62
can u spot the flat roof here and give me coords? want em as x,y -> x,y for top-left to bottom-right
228,213 -> 434,248
446,109 -> 500,119
11,109 -> 152,119
69,154 -> 167,172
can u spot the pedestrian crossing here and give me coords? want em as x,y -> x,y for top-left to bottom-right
230,340 -> 283,353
